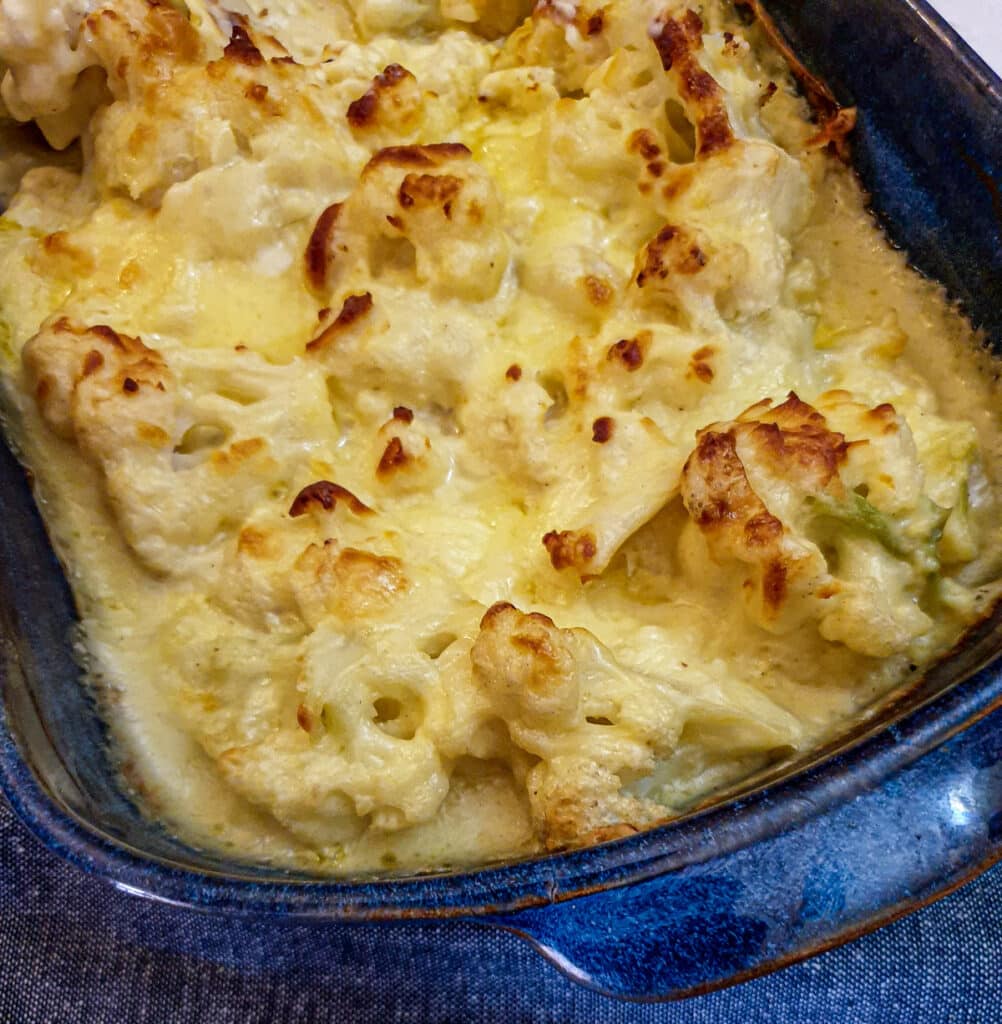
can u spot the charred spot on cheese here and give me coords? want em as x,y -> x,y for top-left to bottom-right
398,173 -> 464,218
543,529 -> 598,571
506,364 -> 523,382
307,292 -> 374,352
224,25 -> 264,66
649,12 -> 735,158
762,559 -> 788,609
636,225 -> 707,286
289,480 -> 373,518
744,511 -> 784,546
82,350 -> 105,377
629,129 -> 662,162
722,30 -> 742,56
364,143 -> 472,173
346,64 -> 416,131
688,345 -> 716,383
592,416 -> 614,443
583,275 -> 614,307
305,203 -> 343,294
377,436 -> 409,477
392,405 -> 414,424
296,703 -> 315,733
759,81 -> 778,107
608,335 -> 646,370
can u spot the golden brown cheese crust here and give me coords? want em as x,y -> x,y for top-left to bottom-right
681,393 -> 849,620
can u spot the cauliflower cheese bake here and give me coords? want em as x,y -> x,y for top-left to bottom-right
0,0 -> 999,872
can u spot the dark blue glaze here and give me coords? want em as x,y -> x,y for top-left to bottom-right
761,0 -> 1002,342
0,0 -> 1000,1001
495,668 -> 1002,998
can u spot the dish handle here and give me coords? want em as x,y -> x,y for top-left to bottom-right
485,704 -> 1002,1000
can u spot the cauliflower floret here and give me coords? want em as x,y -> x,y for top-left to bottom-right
304,288 -> 485,415
497,1 -> 612,93
292,541 -> 408,630
22,317 -> 337,575
470,601 -> 678,845
211,476 -> 388,633
679,391 -> 976,657
470,601 -> 799,846
637,140 -> 813,325
648,8 -> 736,159
161,601 -> 452,846
459,362 -> 682,577
370,405 -> 452,495
594,319 -> 727,413
345,63 -> 424,141
306,143 -> 510,302
538,412 -> 683,576
0,0 -> 100,148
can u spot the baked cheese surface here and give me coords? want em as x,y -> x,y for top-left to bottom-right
0,0 -> 999,871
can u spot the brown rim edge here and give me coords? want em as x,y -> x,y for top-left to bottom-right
735,0 -> 857,158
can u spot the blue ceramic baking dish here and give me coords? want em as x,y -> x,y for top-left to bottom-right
1,0 -> 1000,1001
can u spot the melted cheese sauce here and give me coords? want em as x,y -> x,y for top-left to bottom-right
0,0 -> 999,872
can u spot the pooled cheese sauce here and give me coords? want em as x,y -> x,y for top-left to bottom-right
0,0 -> 999,872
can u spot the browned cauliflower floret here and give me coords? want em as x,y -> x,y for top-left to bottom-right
679,392 -> 976,657
372,406 -> 450,494
82,2 -> 205,103
15,5 -> 359,208
346,63 -> 424,139
86,16 -> 277,205
211,475 -> 414,637
497,1 -> 611,93
22,317 -> 336,575
305,143 -> 510,302
648,9 -> 735,159
469,600 -> 800,847
470,601 -> 671,846
470,602 -> 581,729
0,0 -> 200,149
23,315 -> 175,448
292,541 -> 408,630
681,393 -> 840,626
635,141 -> 813,324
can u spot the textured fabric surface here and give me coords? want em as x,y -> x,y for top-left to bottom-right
1,799 -> 1000,1023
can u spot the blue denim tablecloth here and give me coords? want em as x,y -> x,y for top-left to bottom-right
1,798 -> 1000,1023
